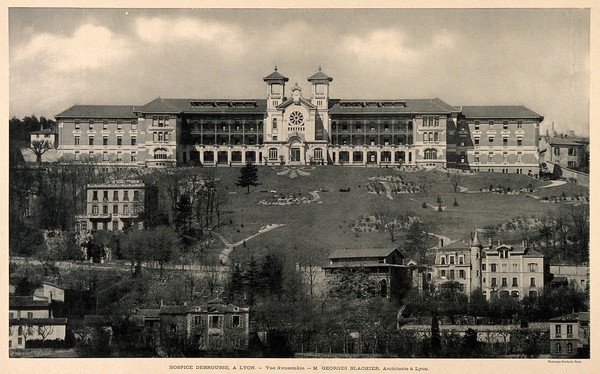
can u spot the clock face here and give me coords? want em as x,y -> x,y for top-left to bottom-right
289,111 -> 304,126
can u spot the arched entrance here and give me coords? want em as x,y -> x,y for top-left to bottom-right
288,136 -> 305,165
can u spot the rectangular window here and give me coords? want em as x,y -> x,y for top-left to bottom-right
434,132 -> 439,142
502,152 -> 508,162
530,277 -> 536,287
131,152 -> 137,162
93,191 -> 98,201
117,137 -> 122,146
103,151 -> 108,161
567,324 -> 573,337
474,121 -> 480,130
528,263 -> 537,272
132,122 -> 137,130
133,191 -> 140,201
272,118 -> 278,130
449,256 -> 455,264
512,277 -> 518,287
89,122 -> 94,131
449,270 -> 455,279
503,121 -> 508,130
491,264 -> 497,272
123,205 -> 129,215
440,270 -> 446,277
75,136 -> 80,145
554,148 -> 560,156
113,191 -> 118,200
501,277 -> 507,287
112,221 -> 118,231
124,191 -> 129,201
517,138 -> 523,146
488,137 -> 494,144
103,137 -> 108,146
482,263 -> 486,271
113,205 -> 118,214
568,148 -> 577,156
103,122 -> 108,131
117,151 -> 122,161
131,137 -> 136,146
232,315 -> 241,328
75,121 -> 80,130
194,316 -> 202,325
459,256 -> 464,264
75,151 -> 80,161
210,315 -> 222,328
103,205 -> 108,214
459,270 -> 465,279
555,325 -> 561,337
503,138 -> 508,146
89,137 -> 94,146
488,152 -> 494,162
474,137 -> 480,145
103,191 -> 108,200
474,153 -> 480,163
92,205 -> 98,215
491,278 -> 497,287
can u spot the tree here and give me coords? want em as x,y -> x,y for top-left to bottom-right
37,324 -> 55,342
447,173 -> 462,193
29,139 -> 52,163
371,200 -> 407,243
416,174 -> 432,193
430,312 -> 441,357
328,266 -> 380,299
570,205 -> 589,263
236,162 -> 260,194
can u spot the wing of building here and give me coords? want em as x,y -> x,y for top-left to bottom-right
55,67 -> 543,173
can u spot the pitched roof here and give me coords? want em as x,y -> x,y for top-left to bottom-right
543,137 -> 587,147
277,96 -> 316,110
328,248 -> 400,259
9,296 -> 51,309
307,67 -> 333,82
55,105 -> 138,119
10,318 -> 68,325
329,98 -> 458,115
31,129 -> 57,135
136,98 -> 267,115
438,241 -> 470,251
263,68 -> 289,82
523,248 -> 544,258
550,312 -> 590,323
460,106 -> 543,119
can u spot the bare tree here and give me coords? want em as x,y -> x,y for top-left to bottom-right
371,200 -> 406,243
416,174 -> 432,193
570,205 -> 589,263
37,324 -> 55,342
204,261 -> 221,297
29,139 -> 52,163
447,172 -> 462,193
295,247 -> 325,298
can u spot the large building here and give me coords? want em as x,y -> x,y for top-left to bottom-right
75,180 -> 146,233
431,232 -> 545,300
55,67 -> 543,171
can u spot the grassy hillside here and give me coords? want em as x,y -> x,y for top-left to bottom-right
190,166 -> 587,264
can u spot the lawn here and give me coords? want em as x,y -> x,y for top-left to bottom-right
197,166 -> 584,264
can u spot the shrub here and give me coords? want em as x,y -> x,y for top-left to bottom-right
422,202 -> 428,209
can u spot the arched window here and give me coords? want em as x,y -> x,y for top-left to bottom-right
268,148 -> 278,160
567,343 -> 573,353
380,279 -> 387,298
314,148 -> 323,160
424,148 -> 437,160
555,342 -> 562,353
154,148 -> 168,159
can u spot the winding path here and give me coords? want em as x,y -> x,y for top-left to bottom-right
212,224 -> 286,265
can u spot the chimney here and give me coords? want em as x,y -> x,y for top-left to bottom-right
569,130 -> 575,137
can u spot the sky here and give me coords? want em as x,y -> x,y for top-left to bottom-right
9,8 -> 590,136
